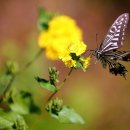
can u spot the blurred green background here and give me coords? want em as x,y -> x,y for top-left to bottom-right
0,0 -> 130,130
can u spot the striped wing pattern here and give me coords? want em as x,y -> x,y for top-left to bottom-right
101,13 -> 129,52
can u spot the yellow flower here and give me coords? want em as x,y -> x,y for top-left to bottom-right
63,58 -> 76,68
38,15 -> 82,60
59,41 -> 87,68
82,57 -> 91,69
68,41 -> 86,56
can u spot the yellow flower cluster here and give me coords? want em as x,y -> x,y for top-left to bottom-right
38,15 -> 82,60
59,41 -> 87,68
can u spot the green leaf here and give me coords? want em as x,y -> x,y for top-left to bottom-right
35,77 -> 59,92
70,53 -> 80,60
46,98 -> 85,124
7,90 -> 41,115
38,7 -> 55,31
0,116 -> 13,129
58,106 -> 85,124
75,61 -> 83,69
0,109 -> 28,130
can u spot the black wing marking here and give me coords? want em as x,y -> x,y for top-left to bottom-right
100,57 -> 128,78
100,13 -> 129,52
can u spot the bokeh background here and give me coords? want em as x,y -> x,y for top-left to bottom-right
0,0 -> 130,130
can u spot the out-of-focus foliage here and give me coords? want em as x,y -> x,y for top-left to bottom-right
0,109 -> 28,130
46,98 -> 85,124
0,61 -> 18,97
35,67 -> 59,92
38,7 -> 55,32
6,90 -> 41,115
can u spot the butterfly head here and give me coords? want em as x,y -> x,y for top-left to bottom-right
93,49 -> 102,60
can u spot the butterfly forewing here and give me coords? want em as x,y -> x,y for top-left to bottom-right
101,13 -> 129,52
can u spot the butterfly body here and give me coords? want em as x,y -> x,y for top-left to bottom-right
92,13 -> 130,78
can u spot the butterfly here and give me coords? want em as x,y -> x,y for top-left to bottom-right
92,13 -> 130,78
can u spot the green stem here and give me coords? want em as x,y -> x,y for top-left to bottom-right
1,49 -> 44,99
48,67 -> 74,101
18,48 -> 44,74
3,75 -> 15,96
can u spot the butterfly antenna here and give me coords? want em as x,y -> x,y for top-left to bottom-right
96,33 -> 98,48
85,34 -> 98,57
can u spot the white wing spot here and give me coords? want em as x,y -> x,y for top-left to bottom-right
110,29 -> 114,33
115,33 -> 120,36
112,38 -> 119,41
121,18 -> 124,21
117,30 -> 120,32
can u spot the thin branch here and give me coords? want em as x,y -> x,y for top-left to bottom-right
48,67 -> 74,101
1,48 -> 44,99
0,75 -> 15,102
18,48 -> 44,74
3,75 -> 15,96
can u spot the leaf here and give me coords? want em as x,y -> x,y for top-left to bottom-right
58,106 -> 85,124
0,109 -> 28,130
38,7 -> 55,31
70,53 -> 80,60
0,116 -> 13,129
47,105 -> 85,124
75,61 -> 83,69
35,77 -> 59,92
7,90 -> 41,115
46,98 -> 85,124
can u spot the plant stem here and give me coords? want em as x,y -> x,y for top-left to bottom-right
2,49 -> 44,99
3,75 -> 15,96
18,48 -> 44,74
48,67 -> 74,101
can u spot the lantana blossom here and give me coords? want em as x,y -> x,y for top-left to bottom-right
38,15 -> 82,60
59,41 -> 91,69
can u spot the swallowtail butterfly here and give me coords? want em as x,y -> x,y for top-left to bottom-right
92,13 -> 130,78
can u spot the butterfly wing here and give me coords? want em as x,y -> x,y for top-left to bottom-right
100,56 -> 128,78
103,50 -> 130,61
100,13 -> 129,52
